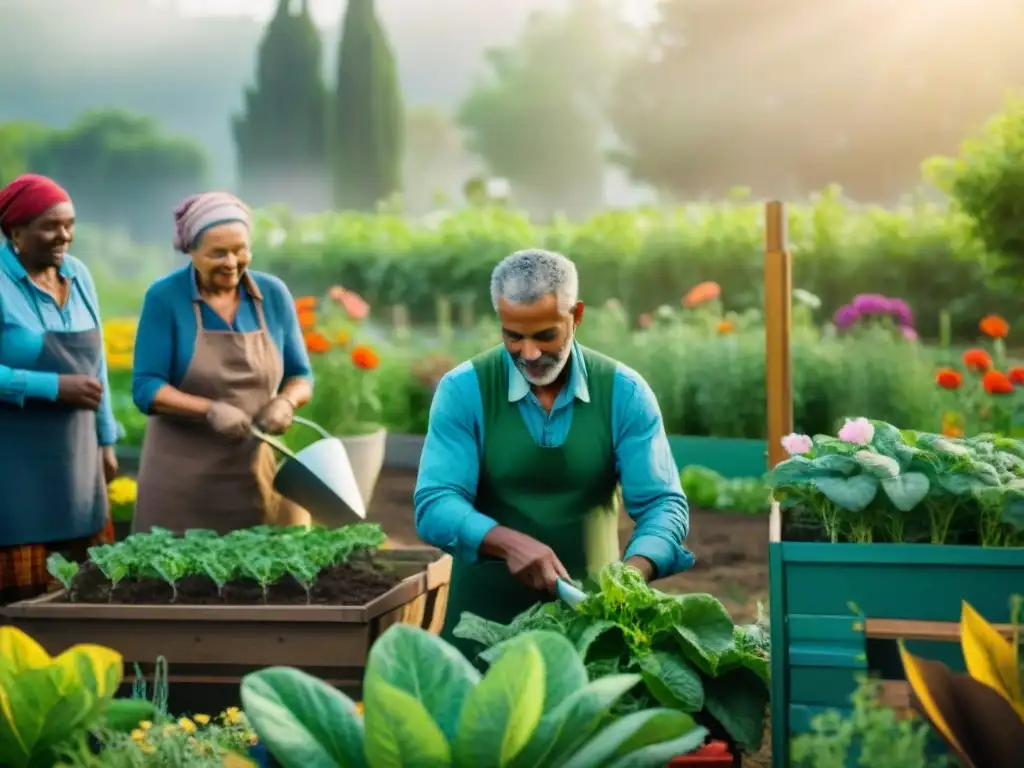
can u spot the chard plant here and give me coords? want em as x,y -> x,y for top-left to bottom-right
45,553 -> 80,597
87,545 -> 130,601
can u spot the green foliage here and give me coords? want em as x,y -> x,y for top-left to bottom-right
0,121 -> 49,182
240,624 -> 708,767
679,466 -> 769,515
790,678 -> 951,768
253,190 -> 1011,341
454,563 -> 770,753
769,420 -> 1024,546
332,0 -> 404,210
234,0 -> 329,212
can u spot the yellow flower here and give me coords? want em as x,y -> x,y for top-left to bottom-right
106,351 -> 133,371
178,717 -> 197,733
335,330 -> 351,346
355,701 -> 364,715
223,706 -> 243,724
139,742 -> 156,754
131,729 -> 146,741
139,720 -> 153,730
247,731 -> 259,745
108,476 -> 138,505
193,713 -> 210,725
163,724 -> 177,736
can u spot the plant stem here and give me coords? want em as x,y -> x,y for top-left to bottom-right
819,502 -> 842,543
927,502 -> 957,545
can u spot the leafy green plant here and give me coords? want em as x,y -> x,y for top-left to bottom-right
241,623 -> 709,767
790,677 -> 951,768
47,524 -> 388,603
769,418 -> 1024,546
454,563 -> 770,754
679,466 -> 769,515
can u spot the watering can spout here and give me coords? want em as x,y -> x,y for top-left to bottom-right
252,416 -> 367,526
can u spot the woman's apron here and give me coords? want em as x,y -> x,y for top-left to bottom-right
0,321 -> 106,547
132,276 -> 310,535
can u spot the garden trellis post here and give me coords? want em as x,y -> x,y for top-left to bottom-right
764,200 -> 794,471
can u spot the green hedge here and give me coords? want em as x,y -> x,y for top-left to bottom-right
250,188 -> 1014,342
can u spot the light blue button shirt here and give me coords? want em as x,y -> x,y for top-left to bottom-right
0,242 -> 118,445
414,342 -> 693,578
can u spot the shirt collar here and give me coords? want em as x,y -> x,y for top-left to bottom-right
1,241 -> 77,283
506,340 -> 590,404
189,265 -> 261,301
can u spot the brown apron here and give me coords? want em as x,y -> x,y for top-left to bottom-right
132,274 -> 309,535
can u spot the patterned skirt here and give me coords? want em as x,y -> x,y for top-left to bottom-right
0,518 -> 114,606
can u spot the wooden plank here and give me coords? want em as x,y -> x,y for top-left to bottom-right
864,618 -> 1016,641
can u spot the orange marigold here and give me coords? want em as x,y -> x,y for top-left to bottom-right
716,319 -> 736,335
935,368 -> 962,390
1009,366 -> 1024,385
298,309 -> 317,331
979,314 -> 1009,339
982,370 -> 1014,395
304,331 -> 331,354
962,348 -> 992,373
351,345 -> 379,370
295,296 -> 318,312
682,281 -> 721,308
942,424 -> 964,438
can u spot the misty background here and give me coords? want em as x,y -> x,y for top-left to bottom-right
2,0 -> 1023,246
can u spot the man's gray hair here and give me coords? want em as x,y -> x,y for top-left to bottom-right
490,249 -> 579,313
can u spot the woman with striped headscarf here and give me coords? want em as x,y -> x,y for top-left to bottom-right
0,174 -> 119,604
131,192 -> 314,534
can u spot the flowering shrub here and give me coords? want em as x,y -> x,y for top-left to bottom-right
833,293 -> 917,341
293,288 -> 383,438
772,418 -> 1024,547
933,315 -> 1021,437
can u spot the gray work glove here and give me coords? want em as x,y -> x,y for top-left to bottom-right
206,401 -> 252,440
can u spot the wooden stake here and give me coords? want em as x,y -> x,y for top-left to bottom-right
764,201 -> 793,470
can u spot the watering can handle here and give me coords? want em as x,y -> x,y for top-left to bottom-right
249,415 -> 333,458
291,415 -> 332,440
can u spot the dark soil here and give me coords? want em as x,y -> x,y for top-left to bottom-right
63,553 -> 400,606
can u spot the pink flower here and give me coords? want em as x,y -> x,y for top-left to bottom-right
838,417 -> 874,445
900,326 -> 918,342
781,433 -> 813,456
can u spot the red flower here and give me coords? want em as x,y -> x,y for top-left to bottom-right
1009,366 -> 1024,385
295,296 -> 318,312
303,331 -> 331,354
682,281 -> 720,308
962,348 -> 993,373
298,310 -> 317,331
351,345 -> 379,370
935,369 -> 963,390
979,314 -> 1009,339
982,370 -> 1014,395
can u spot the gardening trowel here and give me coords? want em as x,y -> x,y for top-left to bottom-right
555,578 -> 587,609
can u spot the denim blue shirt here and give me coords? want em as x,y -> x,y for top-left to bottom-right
414,342 -> 692,579
132,265 -> 313,413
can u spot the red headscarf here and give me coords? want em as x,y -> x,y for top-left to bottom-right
0,174 -> 71,238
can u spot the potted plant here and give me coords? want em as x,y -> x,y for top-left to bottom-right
766,419 -> 1024,764
107,476 -> 137,541
239,623 -> 711,767
295,289 -> 387,507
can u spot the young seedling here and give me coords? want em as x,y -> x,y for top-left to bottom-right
45,553 -> 80,598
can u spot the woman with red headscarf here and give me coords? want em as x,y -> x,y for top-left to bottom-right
0,174 -> 119,604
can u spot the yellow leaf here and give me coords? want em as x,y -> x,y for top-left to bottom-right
960,601 -> 1024,718
0,627 -> 52,673
54,645 -> 123,698
900,641 -> 964,754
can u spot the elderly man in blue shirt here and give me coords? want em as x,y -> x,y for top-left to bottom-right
415,248 -> 692,659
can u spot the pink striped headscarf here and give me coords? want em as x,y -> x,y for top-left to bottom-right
172,191 -> 251,253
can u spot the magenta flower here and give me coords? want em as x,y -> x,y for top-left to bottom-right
833,304 -> 861,329
851,293 -> 891,315
900,325 -> 918,342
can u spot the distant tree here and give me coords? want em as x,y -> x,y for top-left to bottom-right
456,0 -> 626,217
402,106 -> 477,213
0,121 -> 49,183
332,0 -> 404,211
234,0 -> 329,212
26,109 -> 208,243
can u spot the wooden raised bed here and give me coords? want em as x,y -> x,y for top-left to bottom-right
0,548 -> 451,688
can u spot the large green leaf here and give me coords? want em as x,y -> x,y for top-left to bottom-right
669,594 -> 736,675
811,454 -> 860,476
509,674 -> 640,768
855,451 -> 900,479
811,474 -> 879,511
559,709 -> 705,768
880,472 -> 930,511
364,624 -> 479,741
364,674 -> 452,768
484,631 -> 586,713
571,619 -> 619,660
240,666 -> 366,768
604,727 -> 710,768
638,652 -> 703,712
103,699 -> 158,733
702,668 -> 769,753
452,636 -> 545,767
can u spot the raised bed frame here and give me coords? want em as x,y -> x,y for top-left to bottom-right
767,503 -> 1024,767
0,548 -> 452,689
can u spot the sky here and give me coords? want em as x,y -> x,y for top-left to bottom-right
173,0 -> 658,27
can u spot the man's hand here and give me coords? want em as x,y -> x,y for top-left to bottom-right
101,446 -> 118,484
482,526 -> 570,593
57,374 -> 102,410
624,555 -> 655,582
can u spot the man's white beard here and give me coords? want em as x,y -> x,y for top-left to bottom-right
521,334 -> 573,386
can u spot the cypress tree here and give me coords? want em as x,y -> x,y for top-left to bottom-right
234,0 -> 328,211
331,0 -> 404,211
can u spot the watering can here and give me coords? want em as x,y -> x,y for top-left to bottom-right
251,415 -> 366,526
